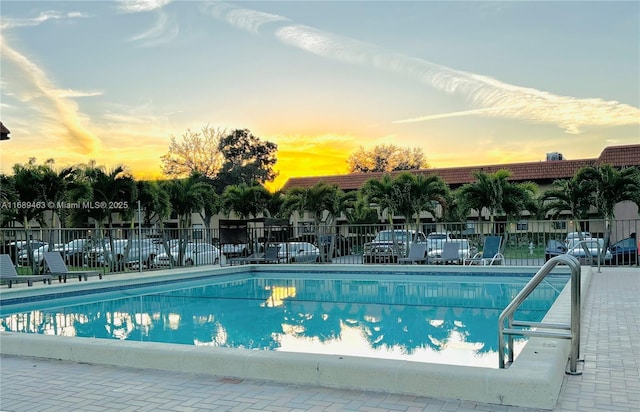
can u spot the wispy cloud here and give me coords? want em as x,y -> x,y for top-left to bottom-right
0,34 -> 101,154
202,3 -> 289,34
211,4 -> 640,134
0,10 -> 90,30
128,11 -> 179,47
116,0 -> 172,13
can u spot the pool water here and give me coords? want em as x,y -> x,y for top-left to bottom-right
0,272 -> 568,368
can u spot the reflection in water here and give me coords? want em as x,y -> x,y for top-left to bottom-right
1,275 -> 566,367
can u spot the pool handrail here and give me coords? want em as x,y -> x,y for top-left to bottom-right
498,254 -> 582,374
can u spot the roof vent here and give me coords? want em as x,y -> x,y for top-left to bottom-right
546,152 -> 564,161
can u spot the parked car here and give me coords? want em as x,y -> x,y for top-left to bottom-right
289,234 -> 351,258
545,238 -> 612,264
609,236 -> 639,265
363,229 -> 427,264
564,232 -> 592,245
6,240 -> 47,264
17,243 -> 51,266
154,242 -> 222,267
39,239 -> 96,267
277,242 -> 320,263
426,239 -> 474,264
87,238 -> 159,268
425,232 -> 455,252
318,234 -> 352,258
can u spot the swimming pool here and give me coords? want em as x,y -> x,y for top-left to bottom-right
0,264 -> 591,409
0,271 -> 566,368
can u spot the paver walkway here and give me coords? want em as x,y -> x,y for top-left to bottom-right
1,268 -> 638,411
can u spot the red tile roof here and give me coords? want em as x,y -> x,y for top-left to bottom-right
281,144 -> 640,191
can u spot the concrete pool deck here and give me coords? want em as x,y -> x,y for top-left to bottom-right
1,266 -> 638,411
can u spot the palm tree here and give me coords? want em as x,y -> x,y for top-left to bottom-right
361,174 -> 397,227
541,175 -> 593,238
0,174 -> 18,227
198,183 -> 221,242
318,187 -> 356,260
541,178 -> 592,219
345,192 -> 379,226
361,173 -> 403,256
577,165 -> 640,252
265,190 -> 286,219
79,164 -> 136,270
282,182 -> 346,261
222,183 -> 272,255
412,173 -> 450,227
39,161 -> 79,249
164,174 -> 209,266
456,170 -> 510,229
457,169 -> 538,248
10,160 -> 48,271
137,180 -> 172,258
222,183 -> 271,220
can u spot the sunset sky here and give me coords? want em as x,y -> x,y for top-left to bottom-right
1,1 -> 638,191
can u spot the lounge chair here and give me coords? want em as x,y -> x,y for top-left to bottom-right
231,245 -> 279,265
398,243 -> 427,264
43,252 -> 103,282
439,241 -> 463,264
464,236 -> 504,266
0,254 -> 52,288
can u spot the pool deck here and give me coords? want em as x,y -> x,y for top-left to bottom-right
1,266 -> 638,411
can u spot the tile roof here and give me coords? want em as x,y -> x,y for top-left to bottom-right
281,144 -> 640,191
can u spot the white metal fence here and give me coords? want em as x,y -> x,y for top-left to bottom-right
2,218 -> 638,274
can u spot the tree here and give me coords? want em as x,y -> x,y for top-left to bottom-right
456,169 -> 537,238
160,126 -> 226,179
577,165 -> 640,254
282,182 -> 353,261
345,193 -> 379,225
413,174 -> 450,224
361,174 -> 397,226
282,182 -> 336,229
136,181 -> 171,227
163,174 -> 210,266
215,129 -> 278,190
9,159 -> 49,271
347,144 -> 428,173
80,164 -> 136,229
222,183 -> 271,220
198,183 -> 221,237
0,174 -> 18,227
265,190 -> 286,219
541,176 -> 593,221
136,180 -> 172,261
38,160 -> 79,231
457,170 -> 505,226
78,164 -> 136,271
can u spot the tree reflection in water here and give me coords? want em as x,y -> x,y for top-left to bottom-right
0,274 -> 566,363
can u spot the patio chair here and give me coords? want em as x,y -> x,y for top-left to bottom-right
231,245 -> 279,265
440,241 -> 463,264
0,254 -> 52,288
43,252 -> 103,282
463,236 -> 504,266
398,243 -> 427,264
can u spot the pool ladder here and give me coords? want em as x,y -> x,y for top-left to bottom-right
497,254 -> 582,375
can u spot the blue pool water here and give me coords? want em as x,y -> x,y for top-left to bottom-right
0,271 -> 569,368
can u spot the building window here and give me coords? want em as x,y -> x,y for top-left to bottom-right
516,222 -> 528,231
552,221 -> 567,230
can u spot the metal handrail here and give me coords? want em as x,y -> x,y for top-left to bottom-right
498,254 -> 582,374
566,238 -> 602,273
